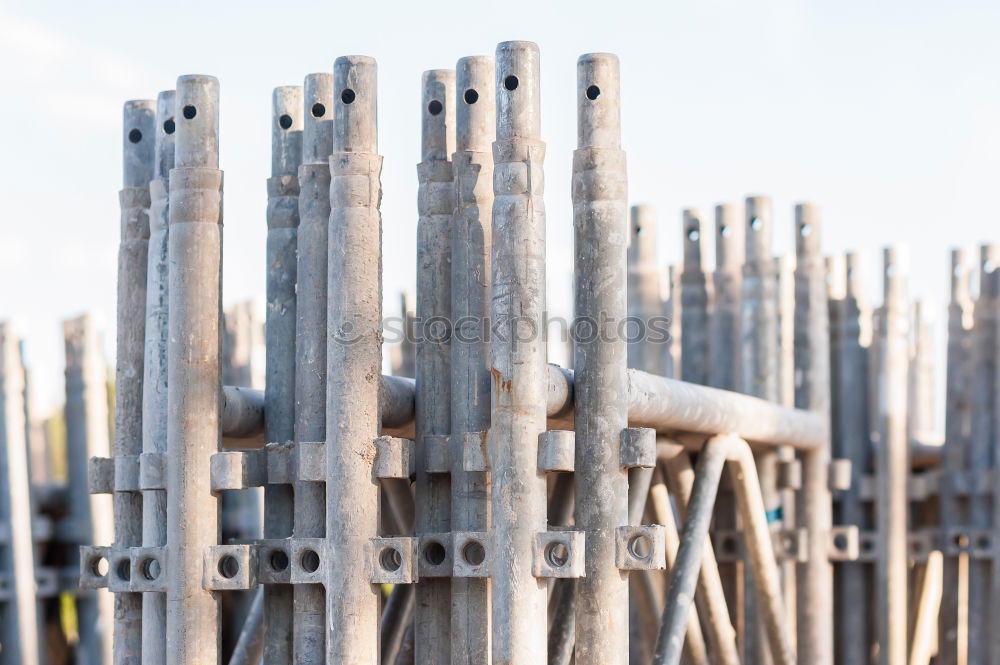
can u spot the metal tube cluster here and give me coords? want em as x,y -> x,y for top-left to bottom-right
0,36 -> 992,665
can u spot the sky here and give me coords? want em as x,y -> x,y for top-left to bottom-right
2,0 -> 999,414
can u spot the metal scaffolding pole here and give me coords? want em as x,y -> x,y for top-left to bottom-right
324,55 -> 382,665
828,251 -> 872,665
295,71 -> 333,665
709,202 -> 745,646
165,74 -> 222,664
263,83 -> 302,665
66,315 -> 115,665
0,323 -> 39,665
572,52 -> 629,665
775,253 -> 797,651
449,54 -> 494,665
625,202 -> 664,664
627,205 -> 666,378
113,98 -> 155,665
938,249 -> 972,665
875,247 -> 910,665
489,40 -> 549,664
680,208 -> 711,386
791,203 -> 832,665
139,88 -> 174,665
414,67 -> 455,665
968,245 -> 997,665
739,195 -> 779,665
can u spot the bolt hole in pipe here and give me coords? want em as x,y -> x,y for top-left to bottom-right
90,556 -> 109,577
117,559 -> 132,582
128,128 -> 143,143
311,102 -> 326,118
585,84 -> 601,100
720,225 -> 731,237
545,542 -> 570,568
278,113 -> 293,129
687,228 -> 700,242
955,534 -> 969,548
269,549 -> 290,571
427,99 -> 443,115
182,104 -> 197,120
300,549 -> 320,574
340,88 -> 356,104
463,541 -> 486,566
628,535 -> 652,561
800,223 -> 812,237
163,118 -> 176,134
977,536 -> 991,549
463,88 -> 479,104
218,555 -> 240,580
141,558 -> 161,581
833,534 -> 848,551
380,548 -> 402,572
423,541 -> 447,566
503,75 -> 518,90
750,216 -> 762,231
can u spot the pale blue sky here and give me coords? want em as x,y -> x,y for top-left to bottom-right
2,0 -> 999,410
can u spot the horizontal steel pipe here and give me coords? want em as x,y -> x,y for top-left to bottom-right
219,375 -> 415,440
223,367 -> 821,449
624,369 -> 825,449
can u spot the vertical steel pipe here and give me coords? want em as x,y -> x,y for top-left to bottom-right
709,202 -> 743,390
967,245 -> 997,665
489,40 -> 548,664
65,315 -> 115,665
112,98 -> 154,665
938,249 -> 972,665
140,88 -> 174,665
829,251 -> 873,665
572,52 -> 628,665
625,203 -> 664,664
449,54 -> 494,665
740,195 -> 779,664
874,247 -> 910,665
906,301 -> 935,441
325,55 -> 381,664
775,253 -> 797,649
0,324 -> 39,665
295,72 -> 333,665
709,202 -> 745,643
165,74 -> 222,664
414,67 -> 455,665
666,265 -> 682,378
264,84 -> 302,665
791,203 -> 832,665
627,205 -> 666,377
680,208 -> 711,385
